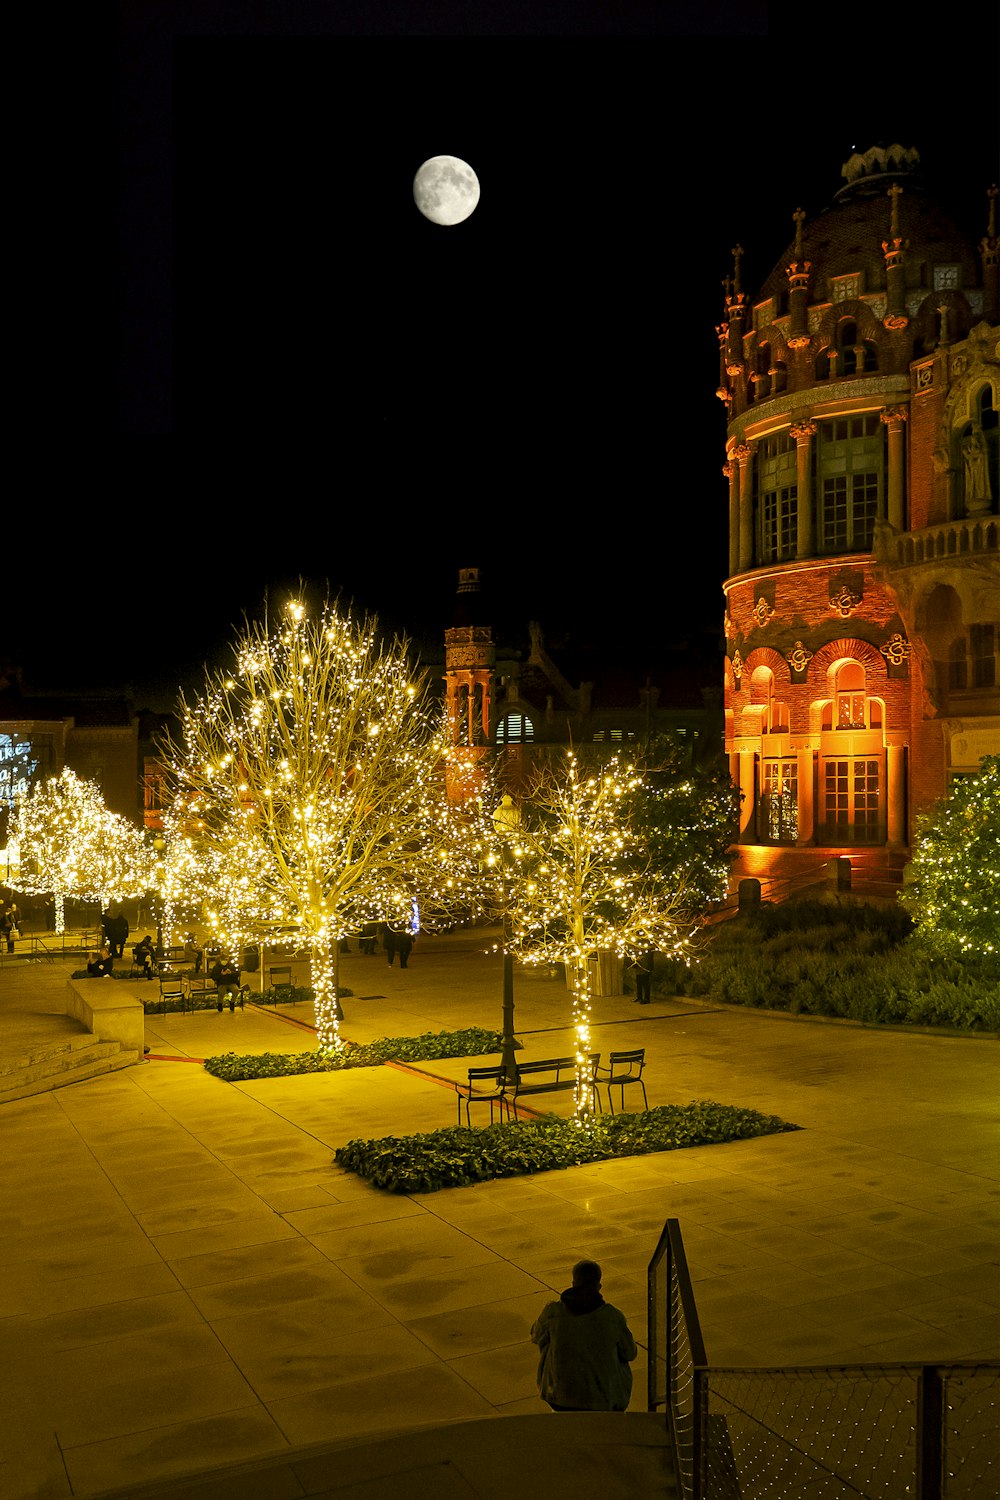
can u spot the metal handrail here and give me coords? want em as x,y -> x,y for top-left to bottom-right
0,928 -> 101,965
648,1217 -> 1000,1500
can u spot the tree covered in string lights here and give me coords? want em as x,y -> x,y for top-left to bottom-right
501,749 -> 707,1117
158,595 -> 460,1051
13,768 -> 153,932
899,754 -> 1000,971
629,735 -> 740,912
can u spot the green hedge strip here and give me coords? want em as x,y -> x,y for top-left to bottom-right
203,1026 -> 507,1081
334,1103 -> 801,1193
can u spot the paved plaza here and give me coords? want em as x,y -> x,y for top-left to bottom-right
0,930 -> 997,1498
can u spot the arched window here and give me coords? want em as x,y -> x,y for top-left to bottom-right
496,712 -> 535,745
835,662 -> 866,729
836,318 -> 858,376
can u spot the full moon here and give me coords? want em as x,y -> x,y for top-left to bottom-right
413,156 -> 480,226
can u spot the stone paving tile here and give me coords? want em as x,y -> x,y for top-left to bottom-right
1,942 -> 996,1499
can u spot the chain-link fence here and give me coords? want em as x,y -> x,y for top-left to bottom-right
648,1219 -> 999,1500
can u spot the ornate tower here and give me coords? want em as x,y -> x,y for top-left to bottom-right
717,143 -> 999,886
444,567 -> 495,801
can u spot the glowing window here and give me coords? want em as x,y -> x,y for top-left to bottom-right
496,713 -> 535,745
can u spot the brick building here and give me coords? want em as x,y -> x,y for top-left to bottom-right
718,143 -> 999,888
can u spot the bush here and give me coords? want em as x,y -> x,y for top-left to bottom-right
254,984 -> 319,1006
680,898 -> 998,1030
203,1026 -> 509,1082
900,755 -> 1000,969
334,1102 -> 800,1193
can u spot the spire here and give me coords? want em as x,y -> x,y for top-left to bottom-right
786,209 -> 811,348
730,243 -> 744,298
983,184 -> 999,323
882,183 -> 909,328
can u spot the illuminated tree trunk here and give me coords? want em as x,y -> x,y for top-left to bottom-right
54,891 -> 65,935
568,907 -> 594,1117
310,925 -> 343,1051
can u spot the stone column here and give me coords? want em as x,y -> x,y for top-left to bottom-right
791,420 -> 816,558
886,744 -> 906,848
795,747 -> 815,844
881,406 -> 908,531
736,443 -> 754,572
738,749 -> 756,841
724,459 -> 739,576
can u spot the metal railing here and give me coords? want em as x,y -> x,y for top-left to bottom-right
0,929 -> 101,965
648,1218 -> 999,1499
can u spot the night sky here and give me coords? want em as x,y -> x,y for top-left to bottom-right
43,4 -> 1000,707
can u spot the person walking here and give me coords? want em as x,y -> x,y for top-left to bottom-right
530,1259 -> 637,1412
631,948 -> 654,1004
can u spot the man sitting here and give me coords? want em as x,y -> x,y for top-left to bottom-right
132,935 -> 155,979
87,944 -> 114,978
209,956 -> 241,1004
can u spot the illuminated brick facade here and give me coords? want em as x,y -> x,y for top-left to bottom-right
718,145 -> 999,883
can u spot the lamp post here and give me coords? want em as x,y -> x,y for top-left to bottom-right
152,832 -> 166,956
492,793 -> 521,1086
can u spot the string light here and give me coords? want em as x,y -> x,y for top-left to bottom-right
899,753 -> 999,962
12,769 -> 154,933
158,597 -> 476,1051
482,750 -> 705,1120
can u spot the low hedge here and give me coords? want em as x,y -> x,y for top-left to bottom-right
656,899 -> 1000,1031
254,984 -> 318,1006
203,1026 -> 509,1082
334,1102 -> 800,1193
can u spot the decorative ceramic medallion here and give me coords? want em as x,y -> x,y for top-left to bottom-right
880,633 -> 911,666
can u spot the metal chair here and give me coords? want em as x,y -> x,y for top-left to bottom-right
268,965 -> 295,1003
186,976 -> 217,1009
157,974 -> 188,1013
595,1049 -> 648,1113
456,1065 -> 512,1127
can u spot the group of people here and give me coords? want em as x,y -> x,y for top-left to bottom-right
102,907 -> 130,959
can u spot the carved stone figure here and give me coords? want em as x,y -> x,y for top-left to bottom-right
962,426 -> 992,513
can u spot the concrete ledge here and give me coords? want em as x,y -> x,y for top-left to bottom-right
66,978 -> 144,1054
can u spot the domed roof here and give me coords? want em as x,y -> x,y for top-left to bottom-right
755,143 -> 983,305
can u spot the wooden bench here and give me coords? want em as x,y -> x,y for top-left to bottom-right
508,1053 -> 602,1114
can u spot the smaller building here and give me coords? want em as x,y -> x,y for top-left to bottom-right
0,667 -> 144,828
443,567 -> 722,799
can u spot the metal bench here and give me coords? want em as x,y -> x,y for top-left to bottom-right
508,1053 -> 602,1114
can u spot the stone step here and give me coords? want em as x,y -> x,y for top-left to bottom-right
0,1041 -> 140,1103
87,1410 -> 679,1499
0,1030 -> 95,1078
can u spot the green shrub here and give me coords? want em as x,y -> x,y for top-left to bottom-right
203,1026 -> 509,1082
687,900 -> 998,1030
255,984 -> 319,1006
334,1102 -> 800,1193
899,756 -> 1000,968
